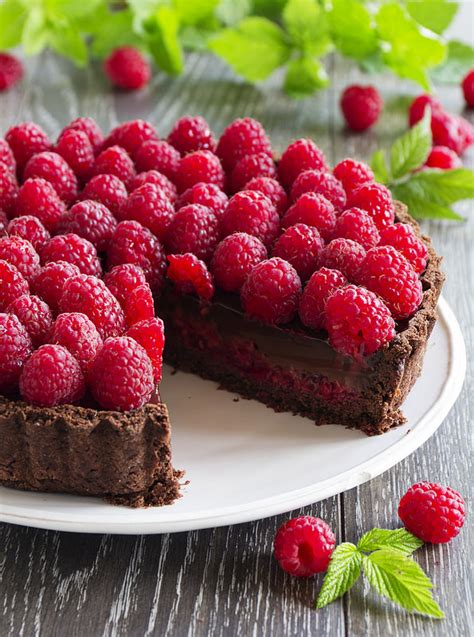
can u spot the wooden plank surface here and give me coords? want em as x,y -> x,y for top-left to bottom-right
0,51 -> 472,637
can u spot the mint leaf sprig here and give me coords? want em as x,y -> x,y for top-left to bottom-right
316,528 -> 444,619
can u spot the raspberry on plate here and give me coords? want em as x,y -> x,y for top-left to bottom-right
211,232 -> 267,292
121,182 -> 175,240
0,53 -> 23,91
278,138 -> 328,188
40,233 -> 102,277
333,208 -> 380,250
7,215 -> 50,251
61,117 -> 104,155
347,182 -> 395,230
220,190 -> 280,249
93,145 -> 136,188
23,151 -> 78,204
0,235 -> 40,283
325,284 -> 395,359
0,138 -> 16,174
81,173 -> 128,217
176,182 -> 228,217
378,223 -> 428,273
55,129 -> 95,182
0,312 -> 32,393
0,260 -> 29,311
51,312 -> 103,372
299,267 -> 347,330
175,150 -> 225,194
167,253 -> 215,301
244,177 -> 288,216
340,85 -> 383,131
216,117 -> 272,172
32,261 -> 81,314
7,294 -> 53,347
424,145 -> 462,169
322,238 -> 366,281
104,120 -> 158,157
5,122 -> 51,172
123,283 -> 155,326
89,336 -> 155,411
127,317 -> 165,382
290,170 -> 347,211
0,164 -> 18,214
166,203 -> 219,263
59,274 -> 126,339
462,69 -> 474,107
408,94 -> 443,127
241,257 -> 302,325
134,139 -> 180,180
274,516 -> 336,577
359,245 -> 423,319
282,192 -> 336,241
398,482 -> 465,544
13,178 -> 66,232
104,47 -> 151,91
333,158 -> 374,196
168,115 -> 216,155
20,344 -> 85,407
230,152 -> 276,193
104,263 -> 147,308
272,223 -> 324,282
56,200 -> 117,252
129,170 -> 177,203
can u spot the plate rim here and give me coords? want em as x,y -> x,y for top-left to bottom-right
0,297 -> 466,534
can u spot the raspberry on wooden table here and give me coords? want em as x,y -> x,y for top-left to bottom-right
55,129 -> 95,181
51,312 -> 102,372
167,253 -> 215,301
340,85 -> 383,131
0,139 -> 16,174
333,159 -> 374,196
333,208 -> 380,250
7,294 -> 52,347
134,140 -> 180,180
244,177 -> 288,216
272,224 -> 324,282
40,233 -> 102,277
216,117 -> 272,172
104,264 -> 148,308
7,215 -> 50,251
176,182 -> 228,217
104,47 -> 151,91
347,182 -> 395,230
408,94 -> 443,127
81,174 -> 128,217
129,170 -> 177,203
93,145 -> 136,188
274,516 -> 336,577
0,53 -> 23,91
89,337 -> 155,411
127,317 -> 165,382
424,145 -> 462,169
123,283 -> 155,326
20,344 -> 85,407
13,178 -> 66,231
455,117 -> 473,155
168,116 -> 216,155
299,267 -> 348,331
0,260 -> 30,311
56,200 -> 117,252
0,313 -> 32,392
220,190 -> 280,249
430,111 -> 464,154
104,120 -> 158,157
282,192 -> 336,241
0,235 -> 40,283
5,122 -> 51,172
277,138 -> 328,189
322,238 -> 366,281
211,233 -> 267,293
120,183 -> 175,240
61,117 -> 104,155
230,152 -> 276,193
0,163 -> 18,214
175,150 -> 225,194
23,151 -> 78,204
378,223 -> 428,274
462,69 -> 474,107
290,170 -> 347,211
166,204 -> 219,263
32,261 -> 80,315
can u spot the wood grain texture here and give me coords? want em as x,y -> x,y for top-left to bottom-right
0,51 -> 472,637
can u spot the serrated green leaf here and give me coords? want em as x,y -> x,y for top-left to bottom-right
282,0 -> 332,57
403,168 -> 474,205
328,0 -> 377,60
127,0 -> 163,22
358,528 -> 423,555
174,0 -> 219,26
216,0 -> 252,26
90,9 -> 142,58
406,0 -> 457,35
284,57 -> 328,98
0,0 -> 28,49
48,20 -> 88,66
22,7 -> 48,55
391,181 -> 464,220
431,40 -> 474,84
209,17 -> 291,82
146,6 -> 184,75
316,543 -> 362,609
371,150 -> 390,184
390,109 -> 432,179
362,549 -> 445,618
43,0 -> 103,21
252,0 -> 286,20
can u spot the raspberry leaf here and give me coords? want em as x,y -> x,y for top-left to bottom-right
315,543 -> 362,609
357,528 -> 423,555
282,0 -> 332,57
362,549 -> 445,619
328,0 -> 378,60
284,57 -> 329,99
406,0 -> 458,36
0,0 -> 28,49
431,40 -> 474,84
145,6 -> 184,75
390,109 -> 432,180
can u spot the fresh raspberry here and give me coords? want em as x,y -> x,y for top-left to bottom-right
104,47 -> 151,91
322,238 -> 366,281
20,343 -> 85,407
93,145 -> 136,188
325,284 -> 395,359
0,163 -> 18,213
0,235 -> 40,283
0,210 -> 7,234
55,129 -> 95,181
23,151 -> 78,204
40,234 -> 101,277
333,158 -> 374,196
278,138 -> 328,189
347,182 -> 394,230
424,145 -> 462,169
123,283 -> 155,326
167,253 -> 215,301
462,69 -> 474,107
241,257 -> 301,325
378,223 -> 428,274
408,94 -> 443,127
120,182 -> 175,241
216,117 -> 272,172
244,177 -> 288,216
13,178 -> 66,231
0,312 -> 32,392
0,139 -> 16,174
299,267 -> 348,331
81,173 -> 128,217
0,260 -> 29,310
107,220 -> 166,292
0,53 -> 23,91
359,245 -> 423,319
455,117 -> 473,154
7,292 -> 52,347
89,336 -> 154,411
51,312 -> 102,372
5,122 -> 51,173
104,120 -> 158,157
340,85 -> 383,131
230,152 -> 276,193
127,317 -> 165,382
398,482 -> 465,544
211,233 -> 267,292
168,115 -> 216,155
273,516 -> 336,577
176,182 -> 228,217
430,111 -> 464,154
134,140 -> 180,180
220,190 -> 280,248
61,117 -> 104,155
290,170 -> 347,212
166,204 -> 219,262
272,224 -> 324,282
32,261 -> 80,314
129,170 -> 177,203
56,200 -> 117,252
59,274 -> 126,339
333,208 -> 380,250
175,150 -> 225,194
104,263 -> 147,308
7,215 -> 50,250
281,193 -> 336,241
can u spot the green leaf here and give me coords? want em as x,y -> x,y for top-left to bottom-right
406,0 -> 458,35
216,0 -> 252,26
328,0 -> 378,60
174,0 -> 219,26
358,529 -> 424,555
43,0 -> 103,21
390,109 -> 432,179
371,150 -> 390,184
284,56 -> 328,98
362,549 -> 445,618
316,543 -> 362,609
403,168 -> 474,205
209,17 -> 291,82
282,0 -> 332,57
431,40 -> 474,84
90,9 -> 142,58
252,0 -> 287,20
0,0 -> 28,49
22,7 -> 48,55
391,180 -> 464,221
146,6 -> 184,75
48,20 -> 88,66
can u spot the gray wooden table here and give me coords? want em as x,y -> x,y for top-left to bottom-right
0,51 -> 472,637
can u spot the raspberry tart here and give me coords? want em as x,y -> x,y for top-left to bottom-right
0,117 -> 444,507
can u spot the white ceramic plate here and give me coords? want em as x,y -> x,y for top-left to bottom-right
0,297 -> 466,534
